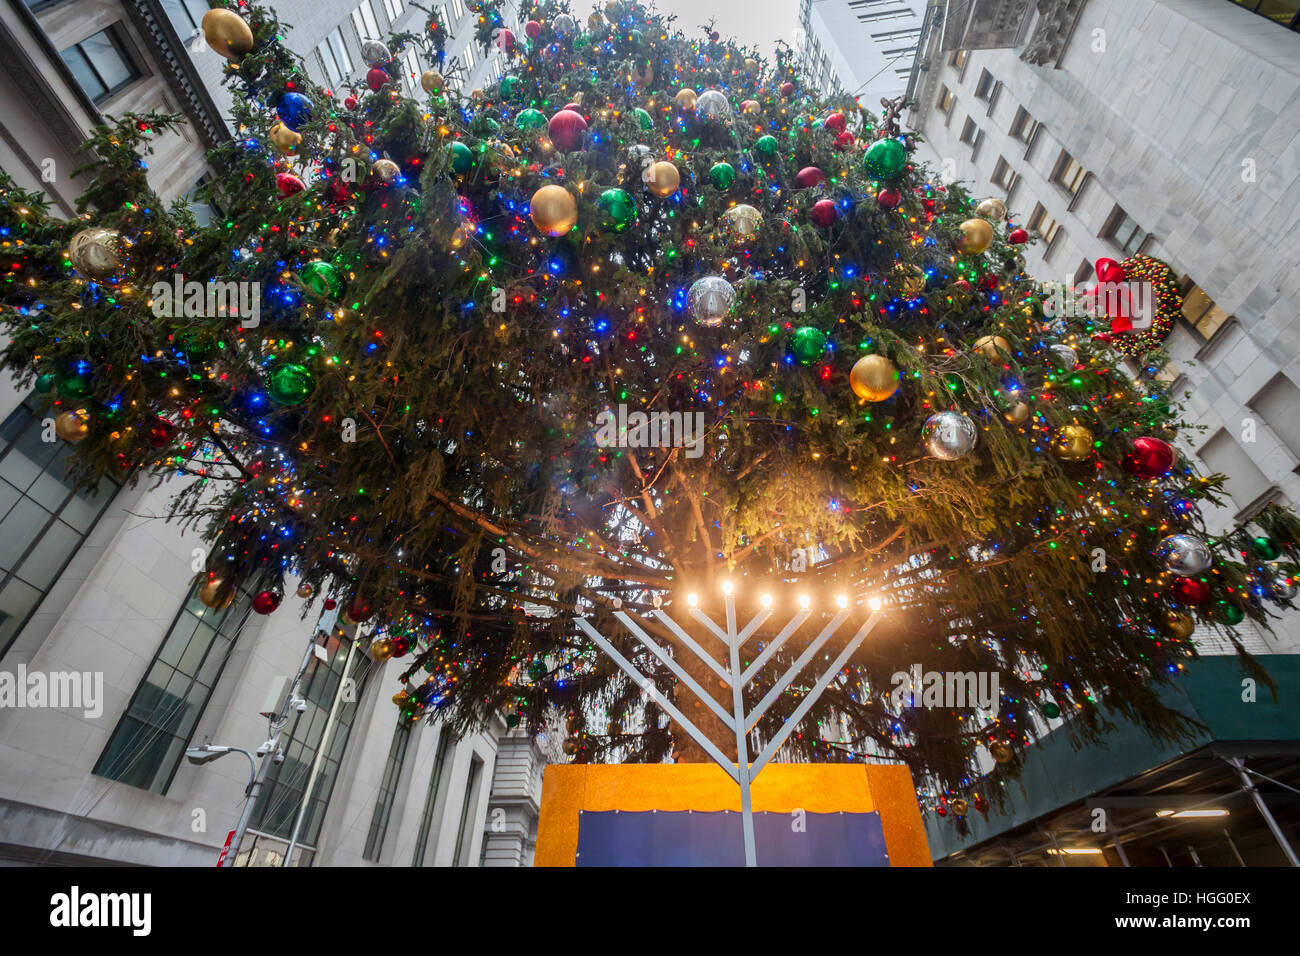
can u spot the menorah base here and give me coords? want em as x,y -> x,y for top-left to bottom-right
534,763 -> 932,867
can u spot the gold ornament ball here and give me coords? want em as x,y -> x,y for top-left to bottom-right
420,70 -> 444,93
588,11 -> 604,30
201,8 -> 255,60
989,741 -> 1013,764
646,161 -> 681,197
1003,402 -> 1031,424
68,228 -> 123,277
1167,612 -> 1195,639
959,218 -> 994,255
950,798 -> 969,817
849,355 -> 900,402
1053,424 -> 1094,461
199,576 -> 235,611
743,57 -> 758,75
973,335 -> 1010,360
392,690 -> 411,707
974,198 -> 1007,222
371,158 -> 401,184
675,88 -> 698,110
741,99 -> 761,115
562,737 -> 580,756
471,88 -> 484,100
268,121 -> 302,155
55,408 -> 90,443
893,263 -> 926,297
370,637 -> 394,662
529,184 -> 578,236
722,203 -> 762,238
295,581 -> 314,599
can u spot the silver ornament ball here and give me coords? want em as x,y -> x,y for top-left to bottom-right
688,276 -> 735,327
695,89 -> 732,121
923,412 -> 978,461
1271,576 -> 1298,601
554,13 -> 577,36
1154,534 -> 1212,577
68,227 -> 123,277
1049,343 -> 1078,368
361,39 -> 392,66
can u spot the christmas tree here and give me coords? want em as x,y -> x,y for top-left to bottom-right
4,0 -> 1298,818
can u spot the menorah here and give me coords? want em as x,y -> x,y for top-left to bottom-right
576,586 -> 884,867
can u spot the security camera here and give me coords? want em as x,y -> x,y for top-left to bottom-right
292,698 -> 308,713
273,751 -> 285,764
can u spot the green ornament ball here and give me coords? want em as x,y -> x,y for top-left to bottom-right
1252,536 -> 1281,561
527,659 -> 547,681
708,161 -> 735,190
516,108 -> 547,130
754,135 -> 779,156
597,188 -> 636,230
574,32 -> 592,50
1042,702 -> 1060,719
475,116 -> 501,136
864,137 -> 908,181
267,363 -> 315,406
500,75 -> 521,99
1215,600 -> 1245,626
299,259 -> 343,299
632,107 -> 653,131
448,141 -> 475,174
56,370 -> 91,398
34,372 -> 57,394
791,326 -> 828,365
505,712 -> 521,728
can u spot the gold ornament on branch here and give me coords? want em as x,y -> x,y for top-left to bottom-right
645,161 -> 680,197
675,88 -> 697,110
54,408 -> 90,443
972,335 -> 1010,360
959,218 -> 994,255
1003,402 -> 1031,424
269,121 -> 302,155
201,8 -> 255,60
529,184 -> 578,236
849,355 -> 900,402
722,203 -> 762,238
68,228 -> 123,277
974,198 -> 1007,222
1166,612 -> 1195,639
420,70 -> 444,93
199,576 -> 236,611
892,263 -> 926,297
1053,424 -> 1094,461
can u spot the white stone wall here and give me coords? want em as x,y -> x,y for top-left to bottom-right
802,0 -> 931,103
908,0 -> 1300,653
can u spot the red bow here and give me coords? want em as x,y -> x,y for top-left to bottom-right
1083,258 -> 1134,333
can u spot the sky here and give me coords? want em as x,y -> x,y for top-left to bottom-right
641,0 -> 801,57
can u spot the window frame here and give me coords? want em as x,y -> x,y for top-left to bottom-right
59,24 -> 142,105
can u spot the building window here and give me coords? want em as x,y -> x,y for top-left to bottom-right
412,727 -> 454,865
1028,202 -> 1062,249
246,626 -> 371,846
950,49 -> 968,74
1074,259 -> 1094,287
364,714 -> 414,860
59,26 -> 141,105
1179,277 -> 1231,342
161,0 -> 209,36
317,26 -> 353,85
451,0 -> 465,21
936,85 -> 955,113
991,156 -> 1018,192
1010,106 -> 1039,144
959,116 -> 978,145
1103,205 -> 1150,254
452,754 -> 484,866
1226,0 -> 1300,31
463,43 -> 476,71
0,394 -> 122,662
92,578 -> 259,792
872,27 -> 922,41
382,0 -> 405,21
1198,429 -> 1272,513
401,47 -> 421,95
1050,149 -> 1087,197
974,68 -> 995,100
856,8 -> 916,22
1250,374 -> 1300,461
352,1 -> 381,40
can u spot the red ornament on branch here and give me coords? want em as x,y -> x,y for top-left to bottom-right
876,188 -> 901,209
366,67 -> 389,91
252,589 -> 282,615
810,199 -> 838,227
548,109 -> 587,151
1008,228 -> 1028,244
1172,578 -> 1210,606
1122,436 -> 1176,478
794,166 -> 825,188
825,112 -> 846,132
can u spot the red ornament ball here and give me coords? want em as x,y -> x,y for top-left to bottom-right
366,67 -> 389,91
979,272 -> 999,291
548,109 -> 587,151
825,111 -> 846,133
954,278 -> 971,292
780,81 -> 794,97
1122,436 -> 1176,479
347,597 -> 374,622
276,172 -> 305,196
525,19 -> 541,38
146,417 -> 176,448
1008,228 -> 1028,244
1172,577 -> 1210,606
252,590 -> 282,615
810,199 -> 838,227
343,95 -> 358,110
323,598 -> 337,611
876,188 -> 901,209
390,634 -> 411,657
794,166 -> 825,189
834,130 -> 854,150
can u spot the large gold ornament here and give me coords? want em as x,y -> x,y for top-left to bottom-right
54,408 -> 89,443
974,198 -> 1007,222
201,8 -> 255,60
199,576 -> 235,611
268,121 -> 302,155
989,741 -> 1013,764
893,263 -> 926,297
370,159 -> 401,184
68,228 -> 123,277
529,184 -> 578,236
675,88 -> 697,110
370,637 -> 394,662
722,203 -> 762,238
1003,402 -> 1030,424
420,70 -> 444,93
740,99 -> 761,115
849,355 -> 900,402
959,218 -> 994,255
1053,424 -> 1094,461
973,335 -> 1010,360
646,161 -> 680,197
1166,612 -> 1195,639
